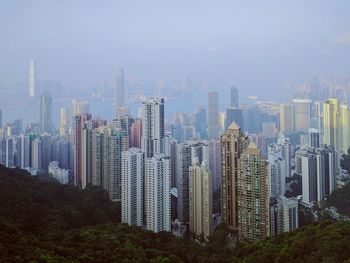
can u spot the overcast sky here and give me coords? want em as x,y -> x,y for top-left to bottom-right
1,0 -> 350,100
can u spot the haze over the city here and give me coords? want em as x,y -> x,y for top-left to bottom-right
1,0 -> 350,106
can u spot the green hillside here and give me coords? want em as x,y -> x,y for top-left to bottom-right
1,165 -> 350,262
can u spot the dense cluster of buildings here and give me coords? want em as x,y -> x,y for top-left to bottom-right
0,64 -> 348,242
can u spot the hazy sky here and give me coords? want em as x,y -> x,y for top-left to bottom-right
1,0 -> 350,100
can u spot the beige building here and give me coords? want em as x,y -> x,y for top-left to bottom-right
237,142 -> 269,242
293,99 -> 311,132
189,162 -> 213,240
323,98 -> 339,150
279,103 -> 293,133
339,104 -> 349,153
221,122 -> 249,230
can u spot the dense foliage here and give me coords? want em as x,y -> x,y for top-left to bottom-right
232,221 -> 350,263
0,166 -> 119,233
341,148 -> 350,175
1,165 -> 350,262
0,165 -> 232,262
325,182 -> 350,217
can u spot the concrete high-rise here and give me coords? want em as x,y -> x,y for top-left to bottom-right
268,149 -> 286,198
293,99 -> 311,132
0,109 -> 2,129
208,140 -> 221,191
323,98 -> 350,154
208,91 -> 219,140
141,98 -> 165,158
130,119 -> 142,148
121,148 -> 144,227
279,103 -> 293,134
102,127 -> 129,201
230,86 -> 239,108
339,104 -> 349,153
323,98 -> 339,151
60,108 -> 68,136
270,196 -> 299,236
237,143 -> 269,242
189,161 -> 213,240
296,146 -> 336,205
115,67 -> 125,110
221,122 -> 249,229
40,90 -> 53,134
145,155 -> 171,232
195,106 -> 208,140
309,128 -> 320,148
29,60 -> 35,97
175,142 -> 191,225
225,108 -> 244,131
73,113 -> 91,187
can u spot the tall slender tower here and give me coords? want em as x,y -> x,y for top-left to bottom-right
73,113 -> 91,187
189,161 -> 213,240
208,91 -> 219,140
339,104 -> 349,153
145,155 -> 171,232
221,122 -> 249,229
230,86 -> 239,108
29,60 -> 35,97
293,99 -> 311,132
141,98 -> 165,158
40,90 -> 53,134
323,98 -> 339,151
130,119 -> 142,148
121,148 -> 144,227
280,103 -> 293,133
237,142 -> 269,242
175,142 -> 191,224
60,108 -> 68,136
115,67 -> 125,107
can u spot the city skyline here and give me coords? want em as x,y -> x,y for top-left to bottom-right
1,1 -> 350,257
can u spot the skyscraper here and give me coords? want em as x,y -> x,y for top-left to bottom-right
189,161 -> 213,240
268,148 -> 286,198
40,90 -> 53,134
237,142 -> 269,242
225,108 -> 244,131
296,146 -> 336,204
195,106 -> 208,140
115,67 -> 125,108
279,103 -> 293,134
309,128 -> 320,148
208,91 -> 219,140
121,148 -> 144,227
102,127 -> 129,201
130,119 -> 142,148
270,196 -> 299,236
73,113 -> 91,187
0,109 -> 2,129
339,104 -> 349,153
293,99 -> 311,132
145,155 -> 171,232
230,86 -> 239,108
208,140 -> 221,191
141,98 -> 165,158
175,142 -> 191,225
60,108 -> 68,136
323,98 -> 339,150
221,122 -> 249,229
29,60 -> 35,97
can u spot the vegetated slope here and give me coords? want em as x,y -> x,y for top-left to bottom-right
232,221 -> 350,263
325,182 -> 350,217
1,165 -> 350,263
0,165 -> 119,233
